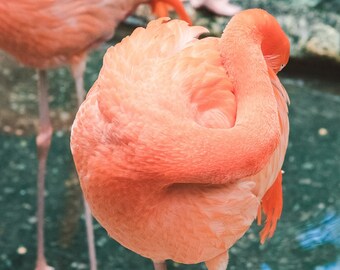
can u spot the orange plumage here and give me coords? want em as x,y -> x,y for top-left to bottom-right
71,9 -> 290,270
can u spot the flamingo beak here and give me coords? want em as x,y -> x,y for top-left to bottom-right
150,0 -> 192,25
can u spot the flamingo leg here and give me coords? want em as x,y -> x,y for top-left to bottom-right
205,252 -> 229,270
35,69 -> 54,270
83,201 -> 97,270
71,58 -> 97,270
153,261 -> 167,270
71,57 -> 86,107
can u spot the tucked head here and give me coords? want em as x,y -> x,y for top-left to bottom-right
256,10 -> 290,73
227,9 -> 290,74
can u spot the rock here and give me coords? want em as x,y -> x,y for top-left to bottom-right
305,24 -> 340,61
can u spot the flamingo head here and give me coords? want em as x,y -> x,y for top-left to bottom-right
224,9 -> 290,74
259,12 -> 290,73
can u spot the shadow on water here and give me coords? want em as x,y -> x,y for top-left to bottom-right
0,45 -> 339,269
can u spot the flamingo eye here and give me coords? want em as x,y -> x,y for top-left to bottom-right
279,64 -> 285,71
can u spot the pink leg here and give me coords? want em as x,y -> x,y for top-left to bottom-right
35,70 -> 54,270
153,261 -> 167,270
71,58 -> 86,108
84,200 -> 97,270
205,252 -> 229,270
71,58 -> 97,270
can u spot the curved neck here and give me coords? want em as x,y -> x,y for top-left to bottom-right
213,20 -> 281,180
220,16 -> 280,143
148,15 -> 281,185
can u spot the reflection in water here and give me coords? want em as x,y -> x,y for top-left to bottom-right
297,212 -> 340,249
315,259 -> 340,270
297,212 -> 340,270
261,262 -> 272,270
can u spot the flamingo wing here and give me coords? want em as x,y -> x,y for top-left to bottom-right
94,18 -> 236,130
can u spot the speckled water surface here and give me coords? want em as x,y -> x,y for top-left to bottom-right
0,29 -> 339,270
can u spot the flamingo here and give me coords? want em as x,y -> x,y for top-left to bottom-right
70,8 -> 290,270
0,1 -> 190,269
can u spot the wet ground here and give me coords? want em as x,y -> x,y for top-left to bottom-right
0,41 -> 339,270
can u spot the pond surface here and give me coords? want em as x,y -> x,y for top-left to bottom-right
0,44 -> 339,270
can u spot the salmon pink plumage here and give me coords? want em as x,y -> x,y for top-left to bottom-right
71,9 -> 290,270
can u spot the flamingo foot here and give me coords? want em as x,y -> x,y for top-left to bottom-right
205,252 -> 229,270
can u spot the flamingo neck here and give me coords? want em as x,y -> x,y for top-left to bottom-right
153,15 -> 281,185
212,15 -> 281,181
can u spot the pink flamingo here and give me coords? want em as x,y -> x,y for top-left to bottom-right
71,8 -> 290,270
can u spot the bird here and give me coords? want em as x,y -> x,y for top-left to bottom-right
0,1 -> 191,269
70,8 -> 290,270
186,0 -> 241,16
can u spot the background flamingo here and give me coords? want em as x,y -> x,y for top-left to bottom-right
0,1 -> 190,269
185,0 -> 241,16
71,8 -> 289,270
71,8 -> 290,270
153,0 -> 241,18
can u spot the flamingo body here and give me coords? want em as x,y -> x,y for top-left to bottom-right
0,1 -> 142,69
71,9 -> 290,269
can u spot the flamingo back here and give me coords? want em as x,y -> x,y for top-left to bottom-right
95,18 -> 236,130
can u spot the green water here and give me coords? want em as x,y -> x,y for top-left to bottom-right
0,46 -> 339,270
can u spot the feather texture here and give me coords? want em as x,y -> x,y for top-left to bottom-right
71,10 -> 290,269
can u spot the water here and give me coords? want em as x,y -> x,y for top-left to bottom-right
0,46 -> 339,269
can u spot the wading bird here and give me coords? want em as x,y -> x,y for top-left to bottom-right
71,8 -> 290,270
0,1 -> 190,269
186,0 -> 241,16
